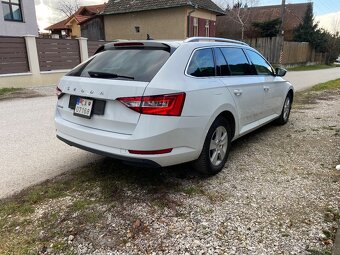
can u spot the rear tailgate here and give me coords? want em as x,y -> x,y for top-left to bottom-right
56,42 -> 174,135
57,76 -> 148,135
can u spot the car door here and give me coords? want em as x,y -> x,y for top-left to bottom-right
245,49 -> 285,119
217,47 -> 264,135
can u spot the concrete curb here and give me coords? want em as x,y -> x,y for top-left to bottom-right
333,227 -> 340,255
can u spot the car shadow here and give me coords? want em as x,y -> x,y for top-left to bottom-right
82,121 -> 282,200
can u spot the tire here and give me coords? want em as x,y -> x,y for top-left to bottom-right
276,94 -> 292,125
193,116 -> 232,175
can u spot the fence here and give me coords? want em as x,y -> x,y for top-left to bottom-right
0,36 -> 29,75
246,36 -> 326,65
37,39 -> 81,71
0,36 -> 107,88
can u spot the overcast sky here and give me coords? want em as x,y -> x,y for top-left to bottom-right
35,0 -> 340,33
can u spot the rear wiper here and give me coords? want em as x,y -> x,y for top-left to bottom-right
88,71 -> 135,80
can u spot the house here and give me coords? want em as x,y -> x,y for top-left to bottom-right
45,4 -> 105,39
0,0 -> 38,36
216,3 -> 311,40
100,0 -> 225,40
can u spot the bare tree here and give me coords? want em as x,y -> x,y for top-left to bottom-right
55,0 -> 80,17
224,0 -> 258,40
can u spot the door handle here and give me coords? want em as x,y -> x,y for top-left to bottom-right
233,89 -> 242,96
264,86 -> 270,91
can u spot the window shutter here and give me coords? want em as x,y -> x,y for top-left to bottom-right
198,18 -> 206,37
209,21 -> 216,37
187,16 -> 194,37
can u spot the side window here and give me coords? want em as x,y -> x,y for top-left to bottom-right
220,47 -> 253,75
246,50 -> 274,75
187,48 -> 215,77
214,48 -> 230,76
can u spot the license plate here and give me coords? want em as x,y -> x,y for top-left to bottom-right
74,98 -> 93,118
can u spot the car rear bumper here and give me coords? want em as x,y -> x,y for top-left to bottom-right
56,135 -> 161,168
55,110 -> 208,167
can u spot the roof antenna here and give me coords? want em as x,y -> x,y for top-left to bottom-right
147,34 -> 154,40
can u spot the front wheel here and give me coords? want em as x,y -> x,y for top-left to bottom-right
193,117 -> 231,175
276,95 -> 292,125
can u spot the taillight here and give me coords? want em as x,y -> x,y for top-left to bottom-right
56,86 -> 64,99
118,92 -> 186,116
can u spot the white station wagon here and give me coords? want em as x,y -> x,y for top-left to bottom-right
55,37 -> 294,175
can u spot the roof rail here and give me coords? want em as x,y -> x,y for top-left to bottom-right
184,37 -> 248,46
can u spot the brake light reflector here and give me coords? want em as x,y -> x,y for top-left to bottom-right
118,92 -> 186,116
114,42 -> 144,47
56,86 -> 64,99
129,148 -> 173,155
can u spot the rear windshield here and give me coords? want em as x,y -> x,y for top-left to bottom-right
67,48 -> 171,82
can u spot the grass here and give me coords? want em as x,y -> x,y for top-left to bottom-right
0,159 -> 191,254
311,78 -> 340,91
0,163 -> 103,254
287,64 -> 337,72
0,87 -> 22,96
307,249 -> 332,255
294,78 -> 340,106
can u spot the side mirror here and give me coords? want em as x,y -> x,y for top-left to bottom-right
275,67 -> 287,77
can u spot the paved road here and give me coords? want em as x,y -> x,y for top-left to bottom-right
286,67 -> 340,91
0,96 -> 100,199
0,68 -> 339,199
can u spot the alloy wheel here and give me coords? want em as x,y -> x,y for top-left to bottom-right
209,126 -> 228,166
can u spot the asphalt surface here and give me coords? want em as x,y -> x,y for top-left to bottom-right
0,96 -> 99,199
286,67 -> 340,91
0,68 -> 339,199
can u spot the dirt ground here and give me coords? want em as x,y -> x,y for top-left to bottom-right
0,89 -> 339,255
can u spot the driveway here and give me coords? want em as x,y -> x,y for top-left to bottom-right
0,68 -> 339,199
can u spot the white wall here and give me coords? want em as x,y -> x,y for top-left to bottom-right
0,0 -> 38,36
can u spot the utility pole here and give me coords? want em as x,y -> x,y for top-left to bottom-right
279,0 -> 286,65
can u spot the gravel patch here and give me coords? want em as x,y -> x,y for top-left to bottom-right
1,90 -> 339,255
30,86 -> 55,97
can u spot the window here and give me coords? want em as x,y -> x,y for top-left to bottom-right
193,17 -> 198,37
2,0 -> 23,22
220,47 -> 253,75
205,20 -> 209,37
246,50 -> 274,75
214,48 -> 230,76
187,48 -> 215,77
67,49 -> 171,82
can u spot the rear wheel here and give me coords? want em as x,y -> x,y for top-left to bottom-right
276,95 -> 292,125
193,117 -> 231,175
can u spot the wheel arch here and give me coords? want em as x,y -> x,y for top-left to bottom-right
217,111 -> 236,141
287,89 -> 294,102
202,104 -> 239,146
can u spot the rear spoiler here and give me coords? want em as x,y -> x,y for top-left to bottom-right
94,41 -> 172,55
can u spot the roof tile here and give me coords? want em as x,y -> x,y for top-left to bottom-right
103,0 -> 225,15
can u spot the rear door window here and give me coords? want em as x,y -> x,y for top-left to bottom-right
214,48 -> 230,76
246,50 -> 274,75
220,47 -> 253,75
67,49 -> 171,82
187,48 -> 215,77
